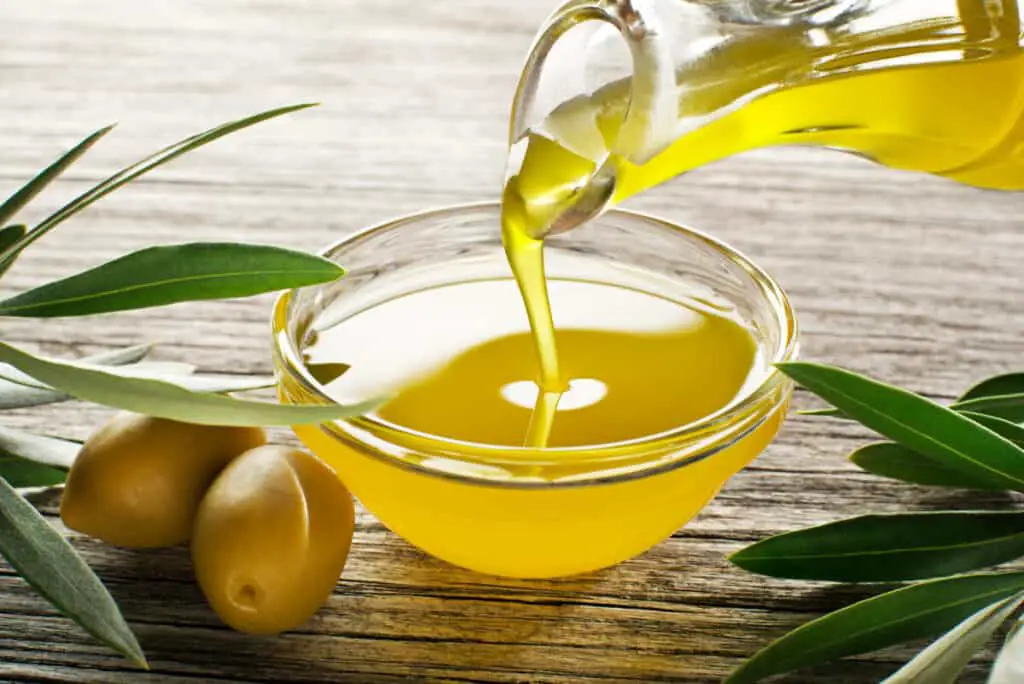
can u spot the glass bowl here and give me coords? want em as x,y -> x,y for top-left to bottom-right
272,202 -> 798,579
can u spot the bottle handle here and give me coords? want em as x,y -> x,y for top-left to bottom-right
508,0 -> 676,163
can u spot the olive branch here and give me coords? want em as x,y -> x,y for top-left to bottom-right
729,365 -> 1024,682
0,105 -> 371,666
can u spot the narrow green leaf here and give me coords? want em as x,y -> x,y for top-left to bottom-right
0,427 -> 80,468
798,407 -> 845,417
726,571 -> 1024,684
962,374 -> 1024,402
778,363 -> 1024,491
0,126 -> 112,232
802,383 -> 1024,424
47,365 -> 272,397
0,382 -> 68,410
851,442 -> 1010,490
0,476 -> 145,666
75,344 -> 153,366
953,394 -> 1024,424
990,616 -> 1024,683
0,225 -> 26,252
0,225 -> 27,278
0,344 -> 266,406
151,373 -> 275,394
882,592 -> 1024,684
965,412 -> 1024,445
851,409 -> 1024,489
4,104 -> 316,262
104,361 -> 195,377
0,344 -> 153,409
0,457 -> 66,488
0,365 -> 152,408
0,340 -> 379,427
0,364 -> 271,408
729,511 -> 1024,582
0,243 -> 344,318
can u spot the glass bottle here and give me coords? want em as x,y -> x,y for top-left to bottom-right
505,0 -> 1024,237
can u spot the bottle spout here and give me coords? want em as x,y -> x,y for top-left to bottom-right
509,1 -> 679,163
503,1 -> 679,239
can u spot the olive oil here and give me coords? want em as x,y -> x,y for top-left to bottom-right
302,279 -> 761,450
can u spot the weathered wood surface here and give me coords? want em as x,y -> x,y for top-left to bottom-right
1,0 -> 1022,682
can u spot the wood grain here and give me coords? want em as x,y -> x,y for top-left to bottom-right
1,0 -> 1023,682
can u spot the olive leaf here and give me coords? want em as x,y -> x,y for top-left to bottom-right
0,126 -> 112,230
799,383 -> 1024,424
850,414 -> 1024,490
797,407 -> 844,417
990,617 -> 1024,683
144,372 -> 275,393
729,511 -> 1024,582
0,344 -> 152,409
0,225 -> 27,253
0,225 -> 27,278
778,363 -> 1024,491
954,394 -> 1024,424
0,123 -> 111,272
0,476 -> 145,667
850,442 -> 1011,490
962,374 -> 1024,402
726,571 -> 1024,683
0,457 -> 66,488
0,243 -> 344,318
964,412 -> 1024,445
735,366 -> 1024,682
0,344 -> 276,408
882,592 -> 1024,684
2,365 -> 272,408
0,104 -> 316,267
0,104 -> 333,667
0,340 -> 380,426
0,426 -> 80,469
74,344 -> 154,365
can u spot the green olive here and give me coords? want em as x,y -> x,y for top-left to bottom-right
191,445 -> 355,635
60,412 -> 266,548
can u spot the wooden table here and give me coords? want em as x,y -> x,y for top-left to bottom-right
1,1 -> 1022,682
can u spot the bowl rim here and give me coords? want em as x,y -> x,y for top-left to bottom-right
272,200 -> 799,484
